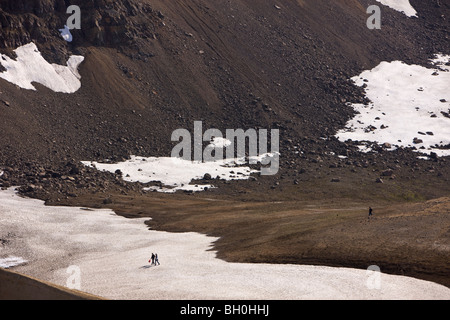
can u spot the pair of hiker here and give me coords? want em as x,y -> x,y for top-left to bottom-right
149,253 -> 160,266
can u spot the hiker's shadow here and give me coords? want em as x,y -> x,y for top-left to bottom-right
140,265 -> 152,269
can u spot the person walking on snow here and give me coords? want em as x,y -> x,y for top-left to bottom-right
155,253 -> 160,266
150,253 -> 155,265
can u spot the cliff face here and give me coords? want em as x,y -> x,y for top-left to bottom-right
0,0 -> 162,63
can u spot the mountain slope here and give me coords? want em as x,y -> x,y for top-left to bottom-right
0,0 -> 449,200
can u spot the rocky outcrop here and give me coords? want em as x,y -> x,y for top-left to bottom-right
0,0 -> 163,63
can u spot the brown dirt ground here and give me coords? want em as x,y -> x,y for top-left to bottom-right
0,268 -> 103,300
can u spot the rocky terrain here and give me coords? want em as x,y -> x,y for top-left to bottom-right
0,0 -> 448,203
0,0 -> 449,292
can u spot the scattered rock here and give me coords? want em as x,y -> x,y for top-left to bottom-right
203,173 -> 212,180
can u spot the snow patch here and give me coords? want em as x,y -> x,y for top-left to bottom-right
207,137 -> 232,149
0,42 -> 84,93
337,54 -> 450,157
376,0 -> 417,17
0,256 -> 27,269
82,154 -> 276,193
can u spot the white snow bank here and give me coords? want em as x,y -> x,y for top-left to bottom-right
337,54 -> 450,156
376,0 -> 417,17
0,188 -> 449,300
0,42 -> 84,93
82,154 -> 275,193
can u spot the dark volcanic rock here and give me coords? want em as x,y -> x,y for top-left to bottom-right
0,0 -> 163,63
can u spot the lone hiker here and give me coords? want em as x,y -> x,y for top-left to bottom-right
150,253 -> 155,265
368,207 -> 373,219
